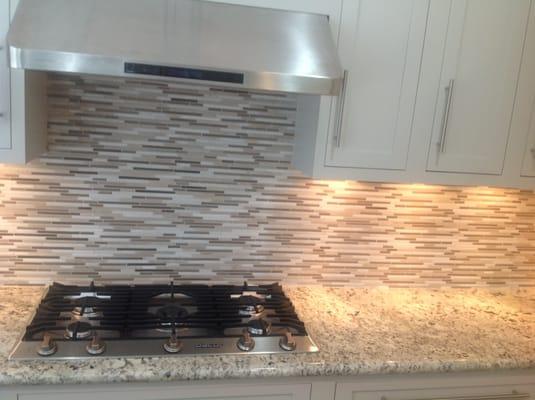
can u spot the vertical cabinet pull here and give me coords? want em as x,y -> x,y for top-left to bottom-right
334,70 -> 349,148
438,78 -> 455,153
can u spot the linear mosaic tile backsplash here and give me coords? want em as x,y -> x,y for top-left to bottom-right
0,73 -> 534,287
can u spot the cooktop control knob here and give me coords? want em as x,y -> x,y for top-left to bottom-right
237,329 -> 255,352
279,330 -> 297,351
86,331 -> 106,355
37,333 -> 57,356
163,331 -> 183,353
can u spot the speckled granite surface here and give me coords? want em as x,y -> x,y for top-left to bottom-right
0,285 -> 534,385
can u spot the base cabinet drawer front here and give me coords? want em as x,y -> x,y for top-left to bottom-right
426,0 -> 531,175
16,383 -> 312,400
0,0 -> 10,149
335,384 -> 535,400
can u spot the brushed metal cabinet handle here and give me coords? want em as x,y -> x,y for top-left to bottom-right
438,78 -> 455,153
334,70 -> 349,148
381,392 -> 530,400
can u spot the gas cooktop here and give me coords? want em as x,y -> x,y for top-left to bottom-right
9,282 -> 318,360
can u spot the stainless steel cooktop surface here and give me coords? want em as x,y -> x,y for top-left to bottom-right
9,281 -> 318,360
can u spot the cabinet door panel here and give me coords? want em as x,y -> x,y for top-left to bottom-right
0,0 -> 10,149
336,384 -> 535,400
426,0 -> 530,175
327,0 -> 429,170
519,3 -> 535,177
17,383 -> 311,400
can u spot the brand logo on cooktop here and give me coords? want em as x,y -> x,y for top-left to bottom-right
195,343 -> 223,349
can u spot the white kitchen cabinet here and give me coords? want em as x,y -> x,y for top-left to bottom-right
294,0 -> 535,189
7,380 -> 329,400
335,371 -> 535,400
0,0 -> 10,149
325,0 -> 429,171
336,383 -> 535,400
425,0 -> 531,175
0,0 -> 47,165
15,383 -> 312,400
517,2 -> 535,178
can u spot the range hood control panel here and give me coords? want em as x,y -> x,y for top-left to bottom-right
124,63 -> 245,84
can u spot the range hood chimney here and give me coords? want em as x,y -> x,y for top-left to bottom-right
7,0 -> 343,95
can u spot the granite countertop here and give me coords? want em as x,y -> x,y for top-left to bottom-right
0,285 -> 534,385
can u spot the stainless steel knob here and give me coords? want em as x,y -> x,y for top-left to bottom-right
279,330 -> 297,351
37,333 -> 57,356
237,329 -> 255,352
86,331 -> 106,355
163,331 -> 182,353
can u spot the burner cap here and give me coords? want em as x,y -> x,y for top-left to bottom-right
72,306 -> 102,318
156,304 -> 189,321
65,321 -> 93,339
237,295 -> 264,306
247,318 -> 272,336
70,296 -> 107,318
239,304 -> 265,316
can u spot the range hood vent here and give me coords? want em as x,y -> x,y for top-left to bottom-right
7,0 -> 343,95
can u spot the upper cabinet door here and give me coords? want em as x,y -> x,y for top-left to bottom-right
0,0 -> 10,149
326,0 -> 429,170
426,0 -> 531,175
519,3 -> 535,177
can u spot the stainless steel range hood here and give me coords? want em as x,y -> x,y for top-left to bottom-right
7,0 -> 343,95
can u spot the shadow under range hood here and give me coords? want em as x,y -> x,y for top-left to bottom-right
7,0 -> 343,96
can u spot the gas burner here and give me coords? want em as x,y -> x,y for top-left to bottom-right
239,303 -> 265,316
156,304 -> 189,321
72,306 -> 102,319
68,296 -> 107,318
247,318 -> 272,336
63,282 -> 110,319
65,321 -> 93,339
231,284 -> 270,316
149,283 -> 198,322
